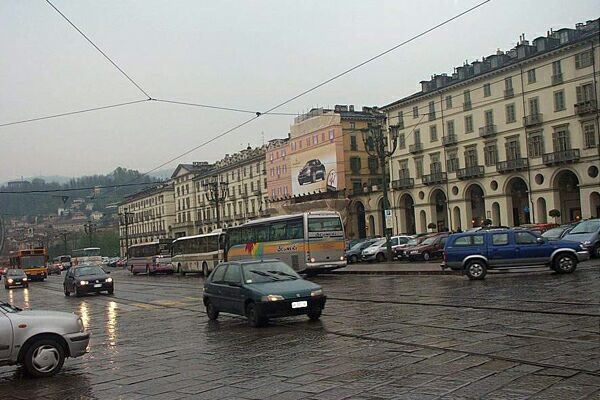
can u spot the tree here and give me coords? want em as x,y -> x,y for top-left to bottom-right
427,222 -> 437,232
549,209 -> 561,224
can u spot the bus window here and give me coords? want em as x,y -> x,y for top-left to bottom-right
241,227 -> 254,243
308,217 -> 343,232
287,219 -> 304,240
270,223 -> 286,241
229,229 -> 240,247
207,235 -> 219,252
255,225 -> 269,242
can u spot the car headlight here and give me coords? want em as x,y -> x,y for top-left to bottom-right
311,289 -> 323,297
77,317 -> 85,332
261,294 -> 284,302
106,277 -> 113,283
7,278 -> 13,284
579,244 -> 587,251
22,277 -> 27,281
79,280 -> 89,285
582,240 -> 591,245
310,257 -> 316,263
340,256 -> 345,261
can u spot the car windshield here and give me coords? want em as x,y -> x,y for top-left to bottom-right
421,237 -> 436,245
542,227 -> 565,238
406,238 -> 420,245
20,255 -> 46,268
243,261 -> 300,283
569,220 -> 600,234
74,266 -> 105,276
0,302 -> 21,313
6,269 -> 25,276
370,239 -> 386,247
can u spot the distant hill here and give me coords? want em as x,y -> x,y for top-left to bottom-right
1,175 -> 73,186
148,168 -> 174,181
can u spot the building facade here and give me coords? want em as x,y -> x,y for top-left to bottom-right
117,182 -> 175,256
194,146 -> 269,233
380,20 -> 599,234
171,162 -> 213,238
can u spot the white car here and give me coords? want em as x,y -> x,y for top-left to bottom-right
0,301 -> 90,377
361,236 -> 411,262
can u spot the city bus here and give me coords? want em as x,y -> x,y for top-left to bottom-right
9,248 -> 48,281
171,231 -> 226,276
127,239 -> 174,275
226,211 -> 347,274
72,247 -> 102,267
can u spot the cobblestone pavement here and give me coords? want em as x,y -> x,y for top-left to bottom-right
1,261 -> 599,399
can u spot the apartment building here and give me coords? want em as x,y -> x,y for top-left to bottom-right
117,182 -> 175,256
381,19 -> 599,234
194,146 -> 268,233
171,162 -> 213,237
265,138 -> 291,200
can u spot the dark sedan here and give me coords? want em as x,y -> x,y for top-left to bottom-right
4,269 -> 29,289
345,239 -> 378,263
63,265 -> 113,297
203,259 -> 326,327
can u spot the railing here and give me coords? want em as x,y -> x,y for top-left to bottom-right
391,177 -> 414,190
504,88 -> 514,99
409,142 -> 423,154
479,124 -> 497,138
496,158 -> 528,173
575,99 -> 597,115
523,113 -> 543,127
422,172 -> 447,185
442,134 -> 458,147
551,73 -> 563,85
457,166 -> 484,180
542,149 -> 580,165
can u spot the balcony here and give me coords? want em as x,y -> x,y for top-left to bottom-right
442,134 -> 458,147
391,177 -> 414,190
523,113 -> 543,128
504,88 -> 514,99
240,191 -> 249,198
422,172 -> 447,185
496,158 -> 528,173
575,99 -> 597,115
457,166 -> 484,180
463,101 -> 472,111
253,190 -> 262,196
542,149 -> 580,166
409,142 -> 423,154
552,73 -> 563,85
479,124 -> 497,138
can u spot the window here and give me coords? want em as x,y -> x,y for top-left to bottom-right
447,151 -> 459,173
329,130 -> 335,142
553,126 -> 570,151
350,136 -> 358,151
505,77 -> 513,90
465,115 -> 473,133
412,106 -> 419,118
269,222 -> 287,241
464,147 -> 478,168
463,90 -> 471,107
429,125 -> 438,142
583,122 -> 597,148
554,90 -> 566,111
430,153 -> 442,174
445,95 -> 453,109
446,120 -> 455,136
398,133 -> 405,149
352,180 -> 362,194
368,157 -> 378,174
211,265 -> 227,283
413,129 -> 421,144
492,233 -> 508,245
483,83 -> 491,97
515,231 -> 537,245
415,158 -> 423,178
484,143 -> 498,166
528,97 -> 539,116
484,110 -> 494,126
505,137 -> 521,160
575,50 -> 593,69
428,101 -> 436,120
398,160 -> 410,178
527,68 -> 536,84
576,83 -> 595,103
505,103 -> 516,123
552,60 -> 562,76
453,235 -> 484,246
528,132 -> 544,158
397,111 -> 404,129
350,157 -> 361,174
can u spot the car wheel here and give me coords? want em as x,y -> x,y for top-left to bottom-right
63,286 -> 70,297
307,307 -> 322,321
24,283 -> 29,288
23,337 -> 65,378
554,253 -> 577,274
375,252 -> 385,262
74,287 -> 82,297
422,252 -> 430,261
206,300 -> 219,320
465,260 -> 487,280
145,266 -> 150,275
202,263 -> 209,277
592,243 -> 600,259
246,302 -> 266,327
349,254 -> 358,263
107,289 -> 114,295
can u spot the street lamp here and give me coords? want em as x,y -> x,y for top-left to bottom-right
361,121 -> 399,261
203,177 -> 229,228
118,208 -> 134,258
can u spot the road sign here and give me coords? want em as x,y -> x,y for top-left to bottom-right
385,209 -> 393,228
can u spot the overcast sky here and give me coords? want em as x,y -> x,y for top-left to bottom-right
0,0 -> 597,182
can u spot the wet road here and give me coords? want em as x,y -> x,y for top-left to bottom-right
1,262 -> 599,399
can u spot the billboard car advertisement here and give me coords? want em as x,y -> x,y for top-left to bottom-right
291,141 -> 339,196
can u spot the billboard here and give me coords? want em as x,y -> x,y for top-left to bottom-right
291,140 -> 339,196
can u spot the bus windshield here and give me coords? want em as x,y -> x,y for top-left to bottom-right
308,217 -> 343,232
20,256 -> 46,268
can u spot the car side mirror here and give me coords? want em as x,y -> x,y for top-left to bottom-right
536,237 -> 545,244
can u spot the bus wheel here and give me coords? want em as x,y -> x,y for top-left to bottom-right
202,263 -> 209,277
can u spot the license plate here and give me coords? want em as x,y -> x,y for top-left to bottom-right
291,301 -> 307,309
94,283 -> 102,288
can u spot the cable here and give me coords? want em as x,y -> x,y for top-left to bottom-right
0,99 -> 150,128
45,0 -> 152,99
0,181 -> 158,194
153,99 -> 297,116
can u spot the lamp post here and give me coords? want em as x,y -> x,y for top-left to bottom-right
118,208 -> 134,258
203,177 -> 229,228
361,121 -> 399,261
83,220 -> 97,248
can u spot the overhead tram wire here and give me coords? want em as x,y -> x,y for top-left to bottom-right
152,99 -> 298,116
0,181 -> 158,195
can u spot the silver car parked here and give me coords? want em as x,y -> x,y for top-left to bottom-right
0,301 -> 90,377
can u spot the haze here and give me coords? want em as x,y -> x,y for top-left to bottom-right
0,0 -> 597,182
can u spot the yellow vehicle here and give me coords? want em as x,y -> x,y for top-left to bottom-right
9,248 -> 48,281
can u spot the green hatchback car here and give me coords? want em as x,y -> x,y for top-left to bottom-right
203,259 -> 326,327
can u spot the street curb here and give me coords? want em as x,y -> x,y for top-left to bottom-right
324,269 -> 461,276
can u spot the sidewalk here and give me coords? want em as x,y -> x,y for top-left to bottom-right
327,261 -> 460,275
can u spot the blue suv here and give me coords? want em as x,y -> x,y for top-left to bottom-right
442,229 -> 589,280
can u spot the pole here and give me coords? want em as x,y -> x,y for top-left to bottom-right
380,151 -> 392,261
124,211 -> 130,259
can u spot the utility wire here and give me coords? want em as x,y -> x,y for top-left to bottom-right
0,181 -> 159,194
0,99 -> 150,128
152,98 -> 298,116
45,0 -> 152,99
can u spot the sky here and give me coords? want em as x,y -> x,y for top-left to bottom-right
0,0 -> 598,183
